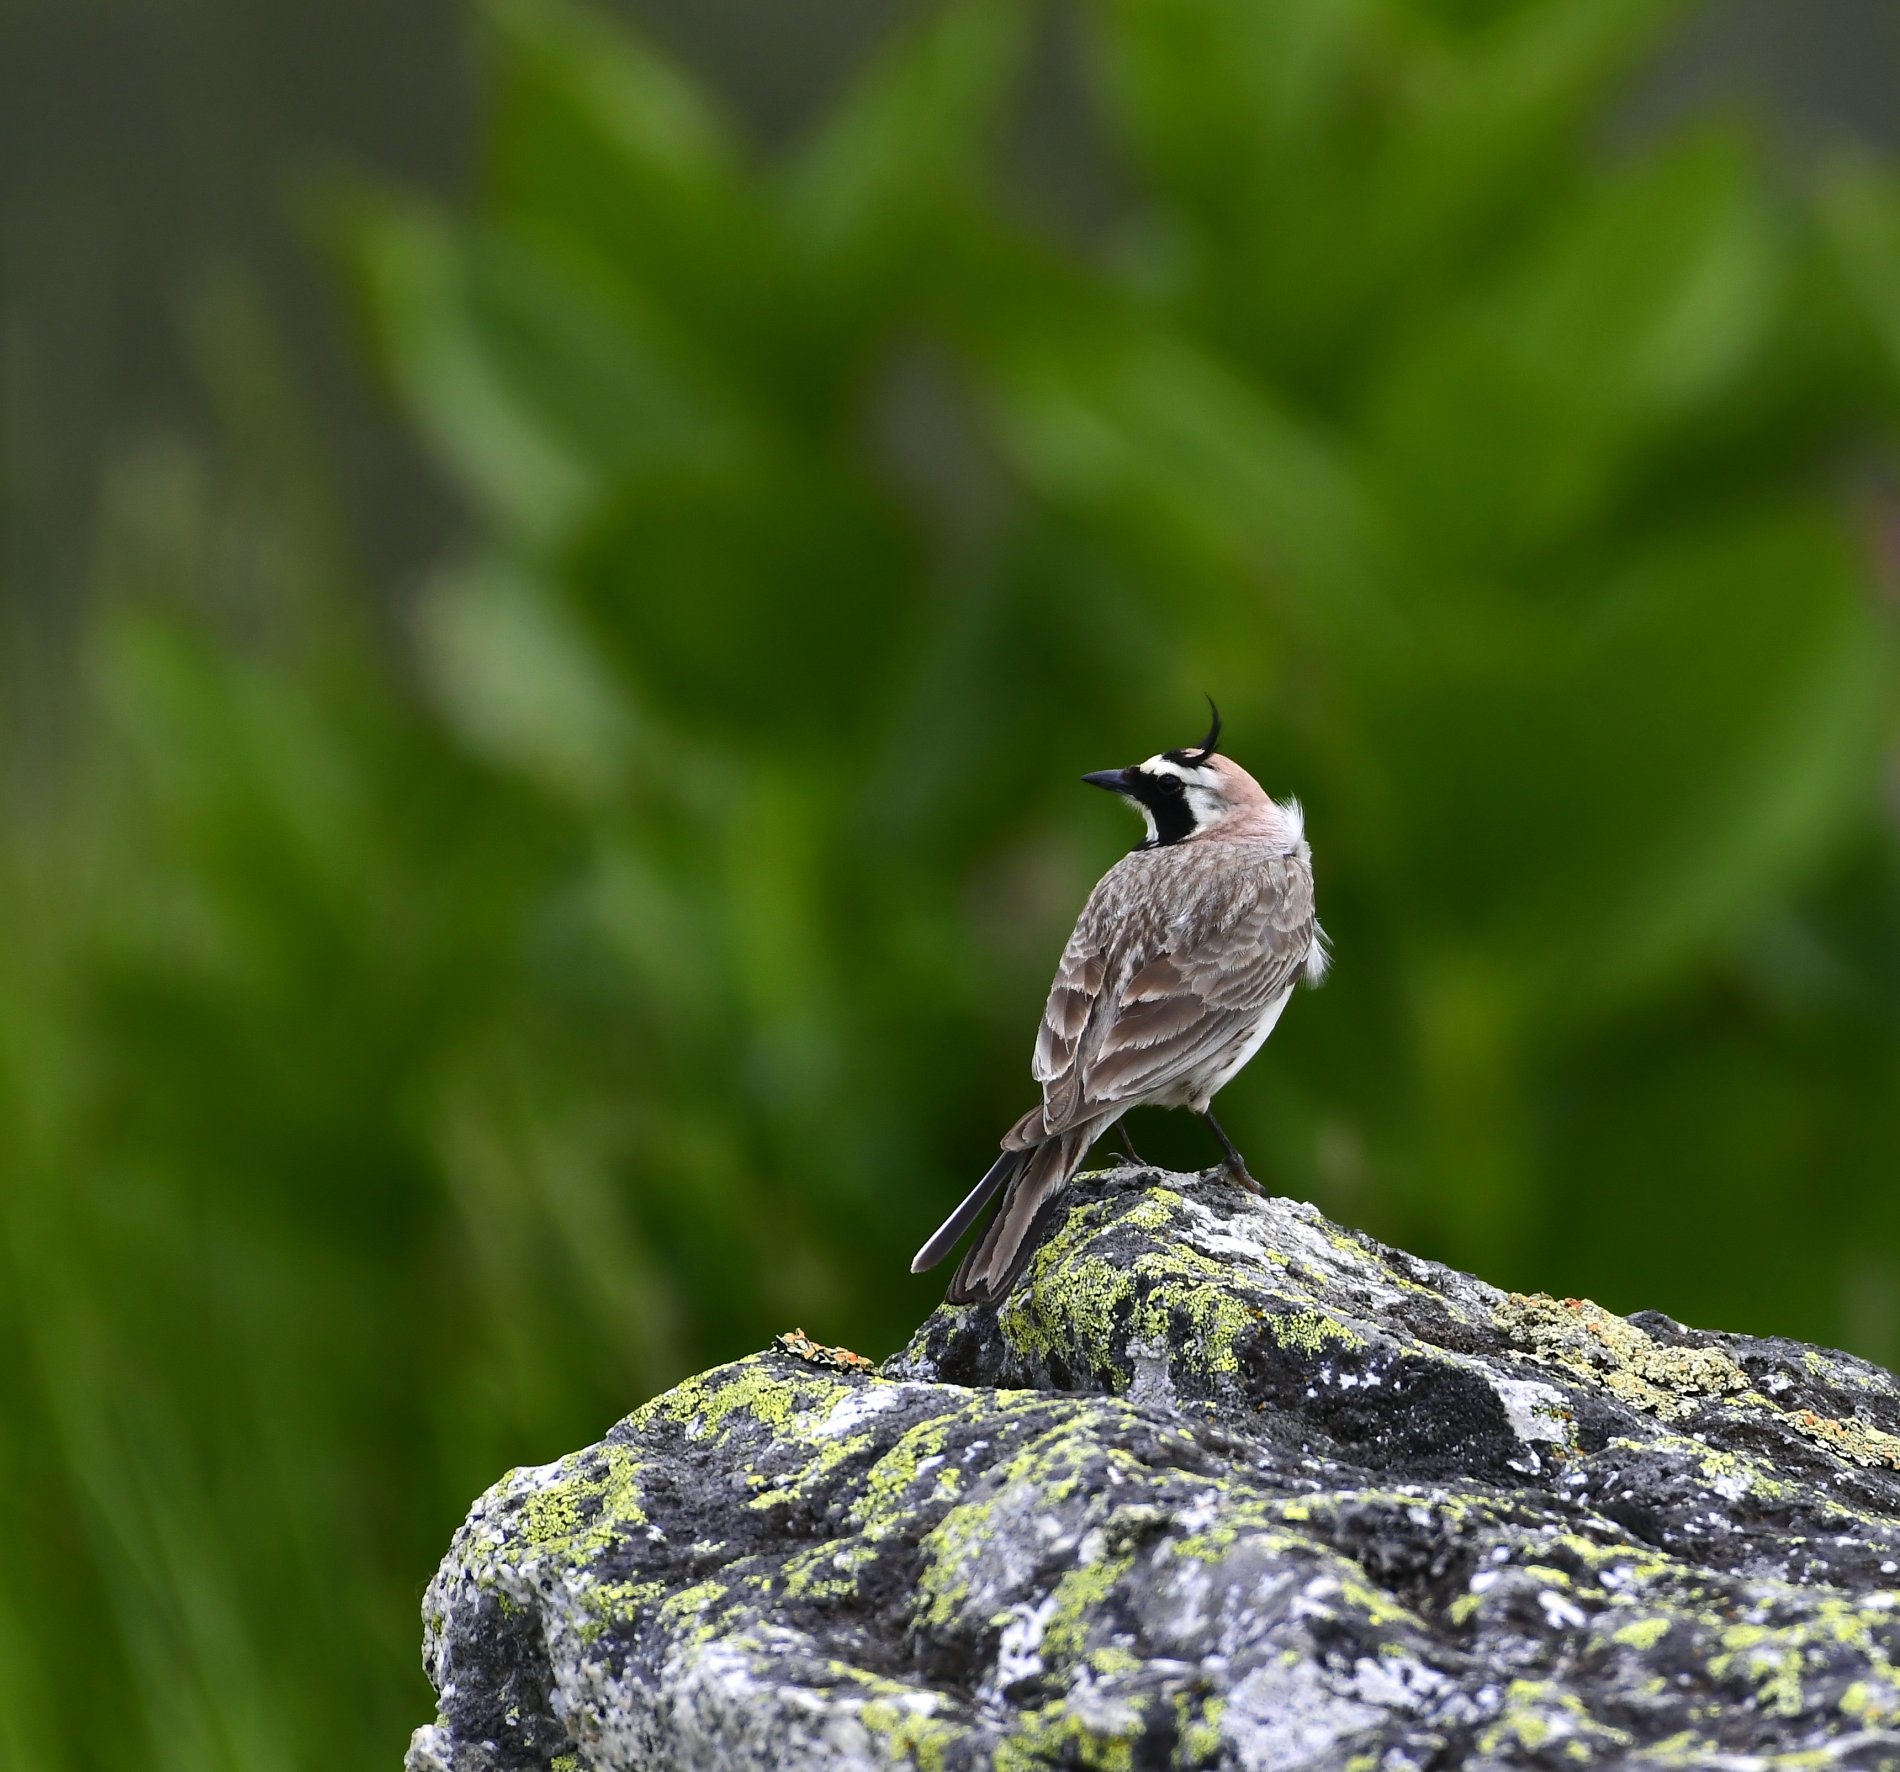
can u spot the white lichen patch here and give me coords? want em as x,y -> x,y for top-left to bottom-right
1182,1191 -> 1434,1319
1223,1658 -> 1388,1772
816,1382 -> 916,1439
1126,1335 -> 1176,1410
1491,1376 -> 1575,1450
985,1593 -> 1060,1702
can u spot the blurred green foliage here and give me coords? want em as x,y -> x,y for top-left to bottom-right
4,0 -> 1900,1763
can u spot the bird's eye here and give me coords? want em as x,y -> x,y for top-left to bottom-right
1154,774 -> 1185,798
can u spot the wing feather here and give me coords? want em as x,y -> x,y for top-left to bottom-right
1027,845 -> 1316,1134
1032,950 -> 1103,1084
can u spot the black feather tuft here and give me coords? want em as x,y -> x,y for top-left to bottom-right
1190,696 -> 1222,762
1162,697 -> 1222,770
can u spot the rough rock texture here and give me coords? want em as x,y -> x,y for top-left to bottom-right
409,1169 -> 1900,1770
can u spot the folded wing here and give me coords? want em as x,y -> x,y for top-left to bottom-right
1018,850 -> 1314,1142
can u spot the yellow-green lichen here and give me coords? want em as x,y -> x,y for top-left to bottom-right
643,1360 -> 850,1441
1174,1692 -> 1225,1763
916,1407 -> 1135,1630
807,1391 -> 996,1533
513,1441 -> 647,1565
1166,1499 -> 1309,1571
780,1540 -> 874,1604
1494,1294 -> 1900,1483
1038,1544 -> 1137,1670
1838,1678 -> 1900,1726
1480,1692 -> 1550,1756
1756,1650 -> 1806,1718
858,1696 -> 959,1772
576,1575 -> 668,1643
1785,1408 -> 1900,1472
659,1579 -> 740,1649
1707,1626 -> 1808,1718
1332,1570 -> 1431,1634
992,1693 -> 1147,1772
745,1424 -> 879,1513
921,1495 -> 1001,1631
1260,1307 -> 1363,1357
860,1416 -> 959,1522
998,1203 -> 1366,1393
1495,1294 -> 1748,1421
1613,1616 -> 1671,1652
998,1215 -> 1140,1380
1474,1681 -> 1633,1761
648,1365 -> 955,1517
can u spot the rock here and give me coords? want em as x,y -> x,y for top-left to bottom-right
409,1168 -> 1900,1770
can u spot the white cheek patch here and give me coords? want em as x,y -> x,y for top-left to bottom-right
1184,784 -> 1226,828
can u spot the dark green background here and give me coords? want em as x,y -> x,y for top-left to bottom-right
3,1 -> 1900,1764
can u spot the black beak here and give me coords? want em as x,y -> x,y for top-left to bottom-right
1081,769 -> 1132,793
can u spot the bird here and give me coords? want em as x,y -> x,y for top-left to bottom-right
911,703 -> 1327,1306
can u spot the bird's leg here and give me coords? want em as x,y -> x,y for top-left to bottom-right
1201,1107 -> 1262,1195
1116,1123 -> 1147,1169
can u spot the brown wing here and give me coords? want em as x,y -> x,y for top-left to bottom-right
1013,847 -> 1315,1144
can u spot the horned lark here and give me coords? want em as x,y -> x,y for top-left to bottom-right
913,705 -> 1326,1305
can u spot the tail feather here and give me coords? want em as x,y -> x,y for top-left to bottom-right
911,1148 -> 1024,1275
947,1128 -> 1093,1306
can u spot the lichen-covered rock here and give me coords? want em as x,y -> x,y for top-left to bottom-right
409,1168 -> 1900,1770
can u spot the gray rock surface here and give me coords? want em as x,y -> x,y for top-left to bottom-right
409,1168 -> 1900,1769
